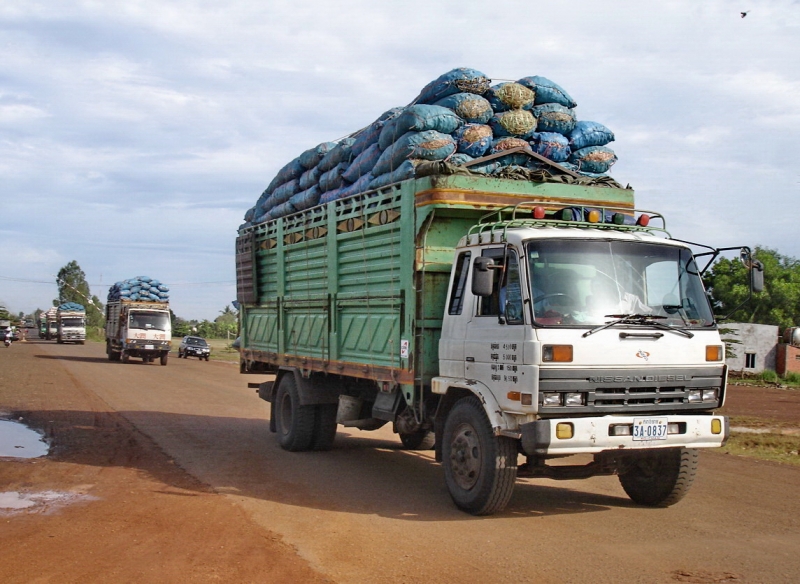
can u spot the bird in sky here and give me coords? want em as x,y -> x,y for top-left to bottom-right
741,11 -> 750,18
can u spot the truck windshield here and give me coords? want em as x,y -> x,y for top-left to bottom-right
526,239 -> 715,328
129,311 -> 170,331
61,318 -> 85,327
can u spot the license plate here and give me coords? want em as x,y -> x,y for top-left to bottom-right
145,344 -> 154,350
632,417 -> 668,441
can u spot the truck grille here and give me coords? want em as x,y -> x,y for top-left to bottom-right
537,366 -> 725,415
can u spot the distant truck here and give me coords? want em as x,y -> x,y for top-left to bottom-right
105,298 -> 171,365
57,303 -> 86,344
44,307 -> 59,340
237,173 -> 762,515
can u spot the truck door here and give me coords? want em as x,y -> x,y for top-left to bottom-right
463,247 -> 527,395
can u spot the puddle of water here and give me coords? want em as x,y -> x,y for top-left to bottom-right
0,419 -> 50,458
0,491 -> 97,514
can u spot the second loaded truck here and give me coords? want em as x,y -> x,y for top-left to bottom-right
56,302 -> 86,344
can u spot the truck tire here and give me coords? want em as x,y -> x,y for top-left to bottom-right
274,375 -> 316,452
311,404 -> 338,451
619,447 -> 698,507
160,353 -> 168,366
121,351 -> 130,364
442,397 -> 517,515
400,429 -> 435,450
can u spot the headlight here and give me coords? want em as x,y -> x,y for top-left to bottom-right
702,389 -> 718,402
687,390 -> 702,403
542,392 -> 562,406
565,392 -> 585,406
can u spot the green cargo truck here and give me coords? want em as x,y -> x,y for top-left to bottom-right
237,172 -> 761,515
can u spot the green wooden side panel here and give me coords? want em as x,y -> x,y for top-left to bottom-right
239,174 -> 635,384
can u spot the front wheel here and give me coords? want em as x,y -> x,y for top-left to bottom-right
273,375 -> 316,452
160,353 -> 168,366
442,397 -> 517,515
619,448 -> 698,507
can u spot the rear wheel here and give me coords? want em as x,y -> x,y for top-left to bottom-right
274,375 -> 316,452
619,448 -> 698,507
442,397 -> 517,515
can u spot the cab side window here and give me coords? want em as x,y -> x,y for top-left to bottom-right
478,248 -> 523,324
448,251 -> 471,315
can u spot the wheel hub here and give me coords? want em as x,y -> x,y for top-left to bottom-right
449,422 -> 481,490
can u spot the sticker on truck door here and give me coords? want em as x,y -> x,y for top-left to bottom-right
400,339 -> 409,359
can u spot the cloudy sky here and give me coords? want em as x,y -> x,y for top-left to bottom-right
1,0 -> 798,320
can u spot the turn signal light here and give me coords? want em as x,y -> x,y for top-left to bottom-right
543,345 -> 573,362
711,418 -> 722,435
507,391 -> 521,402
706,345 -> 723,361
556,423 -> 574,439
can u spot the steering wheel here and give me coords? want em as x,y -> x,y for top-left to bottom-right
534,293 -> 577,307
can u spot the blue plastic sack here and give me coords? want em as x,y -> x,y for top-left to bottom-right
378,105 -> 463,151
289,185 -> 321,211
342,142 -> 381,183
318,138 -> 356,172
486,82 -> 535,112
532,103 -> 576,135
268,178 -> 301,206
319,186 -> 346,205
518,76 -> 577,108
319,162 -> 347,192
448,153 -> 474,166
569,146 -> 618,174
491,137 -> 531,166
299,142 -> 337,170
454,124 -> 493,158
339,173 -> 373,198
568,121 -> 615,150
489,110 -> 537,137
349,108 -> 403,157
266,200 -> 298,220
369,160 -> 420,190
529,132 -> 571,163
414,67 -> 491,104
372,131 -> 456,176
244,207 -> 256,222
298,165 -> 322,191
434,93 -> 493,124
268,158 -> 305,193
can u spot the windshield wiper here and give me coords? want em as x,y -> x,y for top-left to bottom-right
582,313 -> 693,339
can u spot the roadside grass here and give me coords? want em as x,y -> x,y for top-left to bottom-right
729,370 -> 800,388
721,415 -> 800,466
206,338 -> 239,363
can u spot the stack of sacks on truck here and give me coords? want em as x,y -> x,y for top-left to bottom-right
107,277 -> 170,302
244,68 -> 617,226
58,302 -> 84,311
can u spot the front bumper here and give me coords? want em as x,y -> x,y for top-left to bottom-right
183,348 -> 210,357
520,414 -> 728,456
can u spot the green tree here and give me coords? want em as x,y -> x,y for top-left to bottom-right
704,247 -> 800,329
214,305 -> 238,339
55,260 -> 105,328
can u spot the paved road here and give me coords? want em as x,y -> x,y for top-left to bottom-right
3,340 -> 799,583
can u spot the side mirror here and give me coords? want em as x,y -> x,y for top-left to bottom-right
750,260 -> 764,293
472,257 -> 495,297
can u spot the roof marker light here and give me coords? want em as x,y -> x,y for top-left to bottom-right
587,210 -> 601,223
636,214 -> 650,226
533,206 -> 546,219
612,213 -> 625,225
